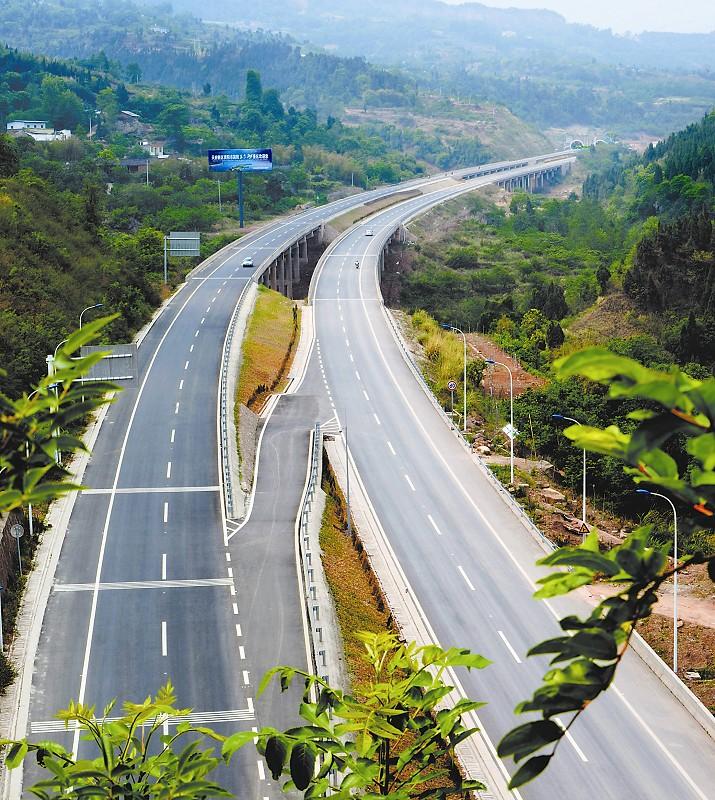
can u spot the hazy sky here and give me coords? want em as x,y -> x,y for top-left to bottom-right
445,0 -> 715,34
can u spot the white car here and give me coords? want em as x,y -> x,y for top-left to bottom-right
242,257 -> 254,268
365,229 -> 374,236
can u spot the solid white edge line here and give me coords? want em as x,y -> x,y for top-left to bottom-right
355,186 -> 710,800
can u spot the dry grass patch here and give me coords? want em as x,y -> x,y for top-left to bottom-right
237,285 -> 299,413
319,463 -> 394,688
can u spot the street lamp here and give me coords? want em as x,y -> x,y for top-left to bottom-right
636,488 -> 679,672
485,358 -> 514,484
79,304 -> 103,402
49,339 -> 69,465
442,324 -> 468,434
79,303 -> 103,329
552,413 -> 587,533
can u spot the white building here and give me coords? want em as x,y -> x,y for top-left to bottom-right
140,139 -> 167,158
6,120 -> 48,131
24,128 -> 72,142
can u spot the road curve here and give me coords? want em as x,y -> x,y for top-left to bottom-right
19,161 -> 554,798
301,188 -> 715,799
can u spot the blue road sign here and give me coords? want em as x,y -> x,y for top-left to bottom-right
208,148 -> 273,172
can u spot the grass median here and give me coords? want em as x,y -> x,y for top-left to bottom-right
237,285 -> 300,413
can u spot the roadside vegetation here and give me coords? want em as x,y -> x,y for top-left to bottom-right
236,286 -> 299,414
318,462 -> 393,686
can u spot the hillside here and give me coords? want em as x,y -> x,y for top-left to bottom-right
0,0 -> 411,116
391,117 -> 715,526
162,0 -> 715,137
3,0 -> 714,142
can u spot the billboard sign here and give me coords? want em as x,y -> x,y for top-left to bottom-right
208,148 -> 273,172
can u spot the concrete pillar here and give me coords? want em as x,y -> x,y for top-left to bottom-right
277,254 -> 285,296
299,237 -> 308,264
269,260 -> 278,292
292,244 -> 301,281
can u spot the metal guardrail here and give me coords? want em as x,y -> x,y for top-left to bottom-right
297,424 -> 334,681
219,279 -> 253,520
382,307 -> 556,554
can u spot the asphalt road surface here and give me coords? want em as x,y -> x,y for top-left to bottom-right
25,179 -> 465,797
299,190 -> 715,799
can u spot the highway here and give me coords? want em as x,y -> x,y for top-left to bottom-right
297,189 -> 715,798
20,149 -> 709,800
19,159 -> 555,798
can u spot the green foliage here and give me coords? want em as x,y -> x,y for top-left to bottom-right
554,347 -> 715,525
0,682 -> 234,798
0,317 -> 116,514
500,347 -> 715,788
401,192 -> 625,337
498,528 -> 711,788
0,135 -> 19,178
224,632 -> 489,800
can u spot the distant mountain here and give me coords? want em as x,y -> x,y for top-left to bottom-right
0,0 -> 412,115
2,0 -> 714,137
149,0 -> 715,136
162,0 -> 715,72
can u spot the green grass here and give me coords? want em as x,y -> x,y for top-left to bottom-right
236,285 -> 299,413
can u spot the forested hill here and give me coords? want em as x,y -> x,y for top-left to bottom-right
0,0 -> 413,114
0,42 -> 431,396
159,0 -> 715,136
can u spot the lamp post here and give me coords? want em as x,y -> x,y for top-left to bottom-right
48,338 -> 69,464
442,324 -> 468,433
636,488 -> 679,672
79,304 -> 103,402
79,303 -> 103,329
217,179 -> 222,213
552,413 -> 587,533
485,358 -> 514,484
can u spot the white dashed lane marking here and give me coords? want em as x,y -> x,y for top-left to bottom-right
457,566 -> 475,591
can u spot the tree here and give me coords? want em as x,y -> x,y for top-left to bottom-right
0,133 -> 19,178
596,263 -> 611,294
499,347 -> 715,788
40,75 -> 83,130
1,683 -> 233,797
1,318 -> 116,515
126,62 -> 142,84
531,282 -> 568,320
245,69 -> 263,106
203,81 -> 212,97
224,632 -> 490,799
83,181 -> 102,232
158,102 -> 189,147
